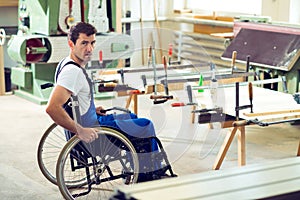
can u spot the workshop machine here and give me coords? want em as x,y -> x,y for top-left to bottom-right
6,0 -> 134,104
222,21 -> 300,95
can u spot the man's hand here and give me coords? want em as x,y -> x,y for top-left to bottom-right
96,106 -> 106,115
75,124 -> 99,143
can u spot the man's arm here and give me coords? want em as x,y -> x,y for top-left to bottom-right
46,85 -> 98,143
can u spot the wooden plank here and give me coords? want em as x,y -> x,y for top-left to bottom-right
298,141 -> 300,156
194,15 -> 234,22
194,24 -> 233,35
115,0 -> 122,33
0,0 -> 18,7
211,32 -> 234,39
132,93 -> 137,115
0,45 -> 5,95
244,109 -> 300,117
192,14 -> 233,34
173,9 -> 192,14
253,114 -> 300,124
191,105 -> 196,124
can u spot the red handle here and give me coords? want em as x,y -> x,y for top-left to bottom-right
128,90 -> 141,94
168,43 -> 173,56
69,0 -> 73,14
171,102 -> 185,107
99,50 -> 103,63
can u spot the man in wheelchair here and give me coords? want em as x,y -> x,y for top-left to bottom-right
46,22 -> 175,183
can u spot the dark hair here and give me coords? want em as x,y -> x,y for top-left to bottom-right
68,22 -> 97,44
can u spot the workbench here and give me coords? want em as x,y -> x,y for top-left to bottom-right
112,156 -> 300,200
192,84 -> 300,170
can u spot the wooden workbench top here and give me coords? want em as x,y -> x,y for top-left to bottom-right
193,85 -> 300,121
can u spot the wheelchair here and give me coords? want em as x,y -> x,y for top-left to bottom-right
37,105 -> 177,199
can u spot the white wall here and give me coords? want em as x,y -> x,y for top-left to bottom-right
184,0 -> 300,23
261,0 -> 300,24
186,0 -> 262,15
122,0 -> 176,67
122,0 -> 173,18
289,0 -> 300,24
261,0 -> 290,22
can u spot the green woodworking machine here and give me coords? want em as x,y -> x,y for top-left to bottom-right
7,0 -> 133,104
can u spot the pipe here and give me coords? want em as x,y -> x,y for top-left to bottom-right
121,16 -> 233,28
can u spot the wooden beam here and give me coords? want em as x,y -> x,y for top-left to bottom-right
297,140 -> 300,156
190,105 -> 197,124
115,0 -> 122,33
244,109 -> 300,117
0,45 -> 6,95
213,127 -> 238,170
238,126 -> 246,166
0,0 -> 18,7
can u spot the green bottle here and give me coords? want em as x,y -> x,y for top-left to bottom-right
198,74 -> 204,93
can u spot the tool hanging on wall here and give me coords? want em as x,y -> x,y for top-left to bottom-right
65,0 -> 75,27
58,0 -> 82,33
88,0 -> 109,32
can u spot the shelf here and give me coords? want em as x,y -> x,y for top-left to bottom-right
0,0 -> 18,7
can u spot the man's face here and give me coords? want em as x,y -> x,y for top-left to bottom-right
70,33 -> 96,64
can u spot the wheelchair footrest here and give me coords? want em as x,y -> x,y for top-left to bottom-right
137,165 -> 177,183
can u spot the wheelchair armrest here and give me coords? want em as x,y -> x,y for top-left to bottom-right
40,83 -> 54,89
100,106 -> 131,114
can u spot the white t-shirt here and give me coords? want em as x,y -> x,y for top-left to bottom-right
55,57 -> 91,115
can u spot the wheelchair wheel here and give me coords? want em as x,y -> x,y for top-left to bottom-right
37,123 -> 65,185
37,123 -> 94,188
56,126 -> 139,200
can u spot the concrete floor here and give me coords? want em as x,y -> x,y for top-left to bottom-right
0,92 -> 299,199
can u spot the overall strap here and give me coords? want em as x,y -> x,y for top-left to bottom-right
56,60 -> 93,96
56,60 -> 94,122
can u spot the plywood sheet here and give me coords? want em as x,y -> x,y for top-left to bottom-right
222,28 -> 300,70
